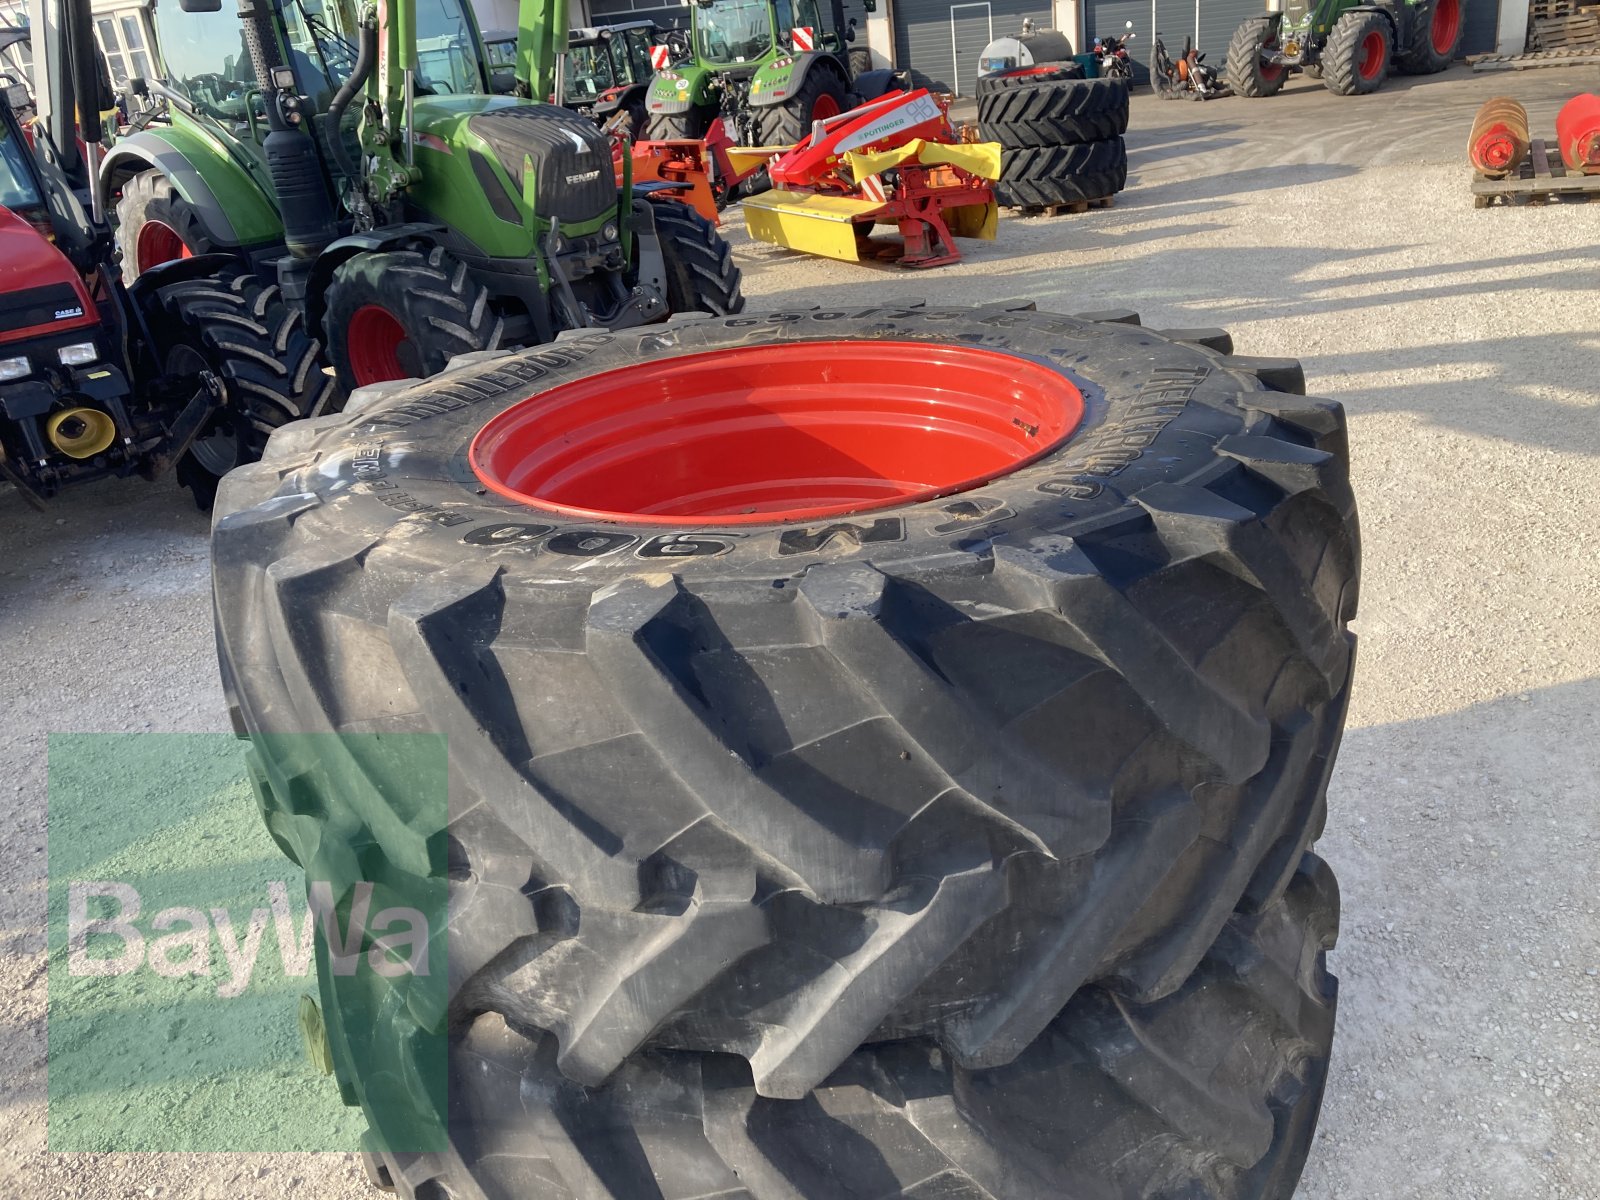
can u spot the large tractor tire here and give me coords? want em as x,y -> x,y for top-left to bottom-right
977,75 -> 1130,147
1322,9 -> 1393,94
1224,16 -> 1288,98
996,138 -> 1128,206
1396,0 -> 1463,73
651,200 -> 745,316
323,246 -> 504,392
214,303 -> 1357,1199
152,265 -> 341,509
114,171 -> 221,284
754,66 -> 848,144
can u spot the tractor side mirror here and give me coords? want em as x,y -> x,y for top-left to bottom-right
179,0 -> 222,11
863,0 -> 876,11
845,17 -> 856,40
3,82 -> 27,112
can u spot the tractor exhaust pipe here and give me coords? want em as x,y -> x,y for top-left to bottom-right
236,0 -> 338,268
1555,93 -> 1600,174
1467,96 -> 1529,177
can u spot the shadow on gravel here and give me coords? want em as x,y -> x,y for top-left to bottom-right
1115,163 -> 1359,208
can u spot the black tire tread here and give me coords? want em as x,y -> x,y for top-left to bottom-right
1321,9 -> 1391,95
754,66 -> 849,145
1395,0 -> 1461,73
362,853 -> 1340,1199
114,170 -> 222,285
217,309 -> 1355,1114
975,63 -> 1083,96
976,76 -> 1129,148
156,266 -> 340,507
996,139 -> 1128,207
1225,16 -> 1287,98
651,200 -> 745,316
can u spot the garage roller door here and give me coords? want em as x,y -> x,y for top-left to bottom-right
893,0 -> 1053,92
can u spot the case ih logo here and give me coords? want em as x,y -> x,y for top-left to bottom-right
791,25 -> 815,50
55,305 -> 84,320
649,43 -> 671,69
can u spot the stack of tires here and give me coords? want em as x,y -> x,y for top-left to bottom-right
978,65 -> 1130,209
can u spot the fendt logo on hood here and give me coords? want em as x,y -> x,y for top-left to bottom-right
566,169 -> 601,184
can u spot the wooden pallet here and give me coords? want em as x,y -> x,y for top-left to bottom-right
1471,139 -> 1600,205
1528,0 -> 1576,19
1470,46 -> 1600,67
1529,10 -> 1600,47
1009,195 -> 1115,216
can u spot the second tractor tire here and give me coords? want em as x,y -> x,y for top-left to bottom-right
996,138 -> 1128,206
976,76 -> 1130,147
1224,16 -> 1288,98
1322,9 -> 1393,95
754,67 -> 849,145
114,171 -> 220,284
1396,0 -> 1463,73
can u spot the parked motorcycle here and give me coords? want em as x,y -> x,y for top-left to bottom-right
1093,21 -> 1136,81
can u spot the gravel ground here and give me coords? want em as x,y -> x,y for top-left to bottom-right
4,64 -> 1599,1198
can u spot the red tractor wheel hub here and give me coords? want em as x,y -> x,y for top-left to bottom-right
470,341 -> 1086,525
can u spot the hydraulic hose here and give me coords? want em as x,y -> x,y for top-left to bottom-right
327,15 -> 378,186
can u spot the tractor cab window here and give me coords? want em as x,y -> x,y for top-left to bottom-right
694,0 -> 773,65
151,2 -> 261,128
413,0 -> 488,95
0,103 -> 44,217
564,41 -> 615,102
620,28 -> 654,80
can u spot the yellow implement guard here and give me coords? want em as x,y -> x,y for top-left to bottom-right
740,190 -> 886,262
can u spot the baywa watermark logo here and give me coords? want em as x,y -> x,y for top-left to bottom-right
48,733 -> 448,1153
67,879 -> 431,996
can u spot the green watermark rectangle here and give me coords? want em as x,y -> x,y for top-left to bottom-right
47,732 -> 448,1154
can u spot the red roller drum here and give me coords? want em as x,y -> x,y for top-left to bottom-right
1556,92 -> 1600,174
1468,96 -> 1529,176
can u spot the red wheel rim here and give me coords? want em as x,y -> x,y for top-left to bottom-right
470,341 -> 1087,525
999,65 -> 1063,78
810,93 -> 841,120
135,220 -> 191,271
1359,30 -> 1386,79
1431,0 -> 1460,54
346,304 -> 409,386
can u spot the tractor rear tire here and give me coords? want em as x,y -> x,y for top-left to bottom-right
213,303 -> 1357,1197
323,246 -> 504,393
643,108 -> 710,141
152,265 -> 341,509
977,76 -> 1130,147
849,47 -> 874,79
1224,16 -> 1288,98
650,200 -> 745,316
1322,9 -> 1392,95
114,171 -> 220,285
975,63 -> 1083,95
755,67 -> 850,145
996,138 -> 1128,206
1396,0 -> 1463,73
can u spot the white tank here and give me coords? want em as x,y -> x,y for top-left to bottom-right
977,28 -> 1075,76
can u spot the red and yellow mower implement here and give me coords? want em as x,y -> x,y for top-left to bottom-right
730,89 -> 1002,268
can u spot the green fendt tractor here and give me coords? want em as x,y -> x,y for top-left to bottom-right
102,0 -> 742,391
641,0 -> 891,145
1225,0 -> 1463,96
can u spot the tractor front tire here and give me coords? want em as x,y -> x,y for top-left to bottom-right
1396,0 -> 1463,73
1224,16 -> 1288,98
650,200 -> 745,316
323,247 -> 504,393
1322,9 -> 1393,94
114,171 -> 220,285
754,67 -> 849,145
643,108 -> 710,141
977,76 -> 1130,147
152,266 -> 341,509
213,302 -> 1357,1198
